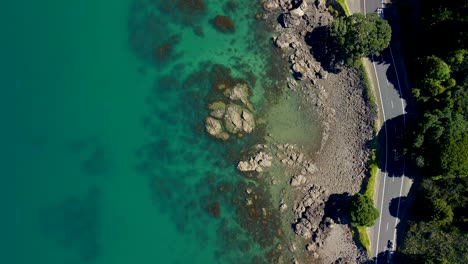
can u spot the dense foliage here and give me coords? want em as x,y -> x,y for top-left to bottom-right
329,13 -> 392,66
348,193 -> 380,227
398,0 -> 468,262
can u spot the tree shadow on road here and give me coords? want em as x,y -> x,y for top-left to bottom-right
374,114 -> 420,180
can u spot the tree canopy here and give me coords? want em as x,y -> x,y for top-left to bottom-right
329,13 -> 392,66
398,0 -> 468,262
348,193 -> 380,227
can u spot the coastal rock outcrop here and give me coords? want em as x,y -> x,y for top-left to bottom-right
237,151 -> 272,172
204,70 -> 256,140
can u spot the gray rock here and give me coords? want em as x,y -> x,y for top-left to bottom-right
226,83 -> 252,109
208,101 -> 226,119
306,243 -> 316,251
279,202 -> 288,212
290,8 -> 305,19
223,104 -> 243,134
205,117 -> 229,140
241,109 -> 255,133
290,174 -> 307,186
294,218 -> 313,239
263,0 -> 279,11
237,152 -> 273,172
274,33 -> 296,49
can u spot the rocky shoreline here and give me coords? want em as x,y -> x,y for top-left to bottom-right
237,1 -> 374,263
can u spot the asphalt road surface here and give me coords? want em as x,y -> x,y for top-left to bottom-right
353,0 -> 414,262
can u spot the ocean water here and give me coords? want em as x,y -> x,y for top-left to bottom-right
0,0 -> 320,263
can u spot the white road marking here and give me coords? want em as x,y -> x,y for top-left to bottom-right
372,55 -> 389,261
389,47 -> 406,127
389,46 -> 408,246
386,222 -> 389,231
391,100 -> 394,109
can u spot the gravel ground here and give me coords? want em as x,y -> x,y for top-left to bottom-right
258,0 -> 374,263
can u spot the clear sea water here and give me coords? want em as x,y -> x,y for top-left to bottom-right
0,1 -> 320,263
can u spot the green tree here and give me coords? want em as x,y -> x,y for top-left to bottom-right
329,13 -> 392,66
348,193 -> 380,227
422,55 -> 451,81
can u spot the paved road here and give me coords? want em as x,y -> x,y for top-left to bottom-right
349,0 -> 414,262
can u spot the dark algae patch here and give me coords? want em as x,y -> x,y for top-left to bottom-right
1,0 -> 309,263
211,15 -> 236,33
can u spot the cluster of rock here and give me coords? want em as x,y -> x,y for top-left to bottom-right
275,144 -> 318,177
205,82 -> 255,140
266,0 -> 338,152
293,184 -> 327,239
270,1 -> 332,82
237,151 -> 273,172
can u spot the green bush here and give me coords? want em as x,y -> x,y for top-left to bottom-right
330,13 -> 392,67
349,193 -> 380,227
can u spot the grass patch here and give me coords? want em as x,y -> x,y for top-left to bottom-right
364,150 -> 378,199
327,0 -> 351,17
336,0 -> 351,16
350,63 -> 381,257
358,62 -> 378,130
357,226 -> 371,253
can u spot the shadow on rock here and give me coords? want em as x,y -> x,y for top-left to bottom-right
305,26 -> 341,73
324,192 -> 352,225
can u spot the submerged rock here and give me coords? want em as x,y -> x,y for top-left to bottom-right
211,15 -> 235,33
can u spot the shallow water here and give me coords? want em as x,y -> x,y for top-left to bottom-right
1,0 -> 320,263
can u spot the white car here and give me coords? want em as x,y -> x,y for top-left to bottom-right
377,8 -> 384,19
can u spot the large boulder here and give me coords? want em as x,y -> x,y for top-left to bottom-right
205,117 -> 229,140
208,101 -> 226,119
274,33 -> 296,49
224,104 -> 243,134
226,83 -> 252,109
263,0 -> 279,11
241,109 -> 255,133
290,174 -> 307,186
294,218 -> 313,239
237,152 -> 273,172
223,104 -> 255,135
290,8 -> 305,19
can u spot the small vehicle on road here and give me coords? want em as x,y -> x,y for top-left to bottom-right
387,239 -> 394,250
377,8 -> 384,19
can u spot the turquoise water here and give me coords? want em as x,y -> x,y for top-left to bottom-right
0,0 -> 308,263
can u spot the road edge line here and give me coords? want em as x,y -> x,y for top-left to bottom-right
372,55 -> 389,262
